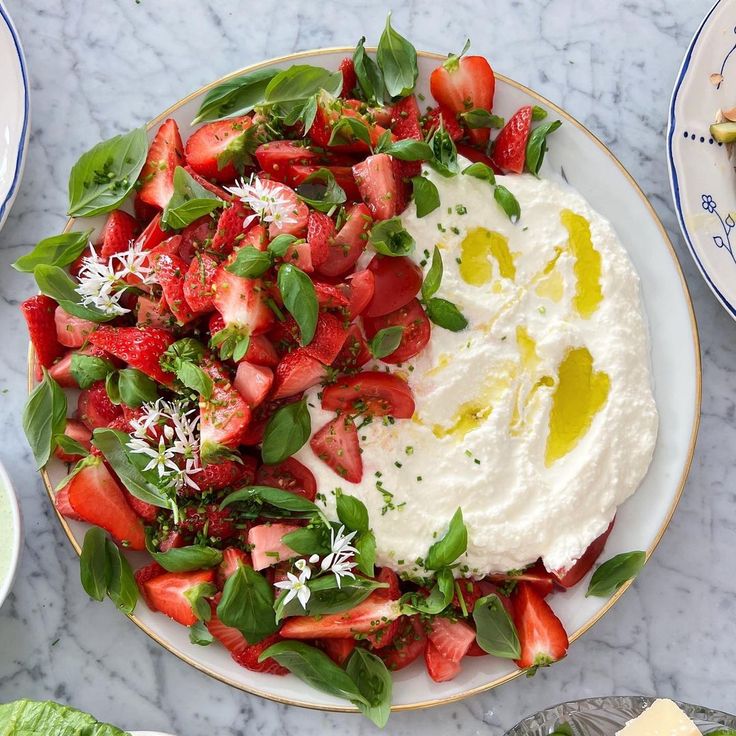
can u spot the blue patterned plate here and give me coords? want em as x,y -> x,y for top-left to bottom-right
668,0 -> 736,318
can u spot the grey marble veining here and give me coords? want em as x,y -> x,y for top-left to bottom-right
0,0 -> 733,733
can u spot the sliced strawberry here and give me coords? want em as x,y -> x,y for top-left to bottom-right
353,153 -> 399,221
54,419 -> 93,463
452,579 -> 483,614
456,142 -> 501,173
216,547 -> 253,589
322,372 -> 415,418
334,323 -> 371,373
136,295 -> 175,330
314,281 -> 350,310
77,381 -> 122,430
151,240 -> 200,325
425,640 -> 461,682
512,582 -> 569,670
123,488 -> 158,523
280,593 -> 401,639
65,456 -> 146,549
181,504 -> 237,541
364,255 -> 422,318
552,519 -> 615,589
184,165 -> 234,201
210,201 -> 251,255
22,295 -> 63,368
310,415 -> 362,483
391,95 -> 423,140
138,118 -> 185,209
255,458 -> 316,501
183,252 -> 219,313
345,269 -> 375,318
159,530 -> 185,552
339,57 -> 357,97
366,567 -> 401,649
212,264 -> 274,337
179,216 -> 216,262
55,484 -> 84,521
142,569 -> 216,626
89,326 -> 175,385
262,179 -> 308,239
243,334 -> 279,367
378,617 -> 427,671
134,562 -> 167,609
488,560 -> 557,598
302,313 -> 349,365
321,638 -> 357,666
289,165 -> 361,202
194,456 -> 257,493
271,348 -> 327,400
185,116 -> 254,182
98,210 -> 140,259
363,298 -> 431,364
428,616 -> 476,663
247,523 -> 300,570
133,212 -> 168,252
306,210 -> 336,268
491,106 -> 533,175
234,360 -> 274,408
281,241 -> 313,272
316,203 -> 372,278
54,306 -> 96,348
255,140 -> 320,182
430,54 -> 496,145
425,105 -> 464,141
134,195 -> 159,225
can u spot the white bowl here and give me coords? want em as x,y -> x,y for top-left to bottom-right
35,48 -> 701,712
0,459 -> 22,609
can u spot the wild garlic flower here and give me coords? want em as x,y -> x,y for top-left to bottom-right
274,563 -> 312,609
320,525 -> 358,588
226,174 -> 298,229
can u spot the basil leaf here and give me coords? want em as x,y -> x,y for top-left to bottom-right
116,368 -> 159,408
23,370 -> 67,469
217,124 -> 260,174
152,545 -> 223,572
425,507 -> 467,570
428,124 -> 459,177
92,428 -> 173,509
183,581 -> 217,622
189,620 -> 214,646
268,234 -> 299,257
105,538 -> 138,614
462,161 -> 496,184
328,117 -> 373,148
80,526 -> 111,602
368,326 -> 404,360
281,525 -> 331,556
353,37 -> 386,105
259,641 -> 369,706
281,94 -> 320,133
525,120 -> 562,176
54,434 -> 90,459
217,564 -> 278,643
68,127 -> 148,217
161,166 -> 223,230
422,246 -> 443,300
461,109 -> 504,129
226,246 -> 272,278
277,264 -> 319,344
13,230 -> 93,273
379,139 -> 433,161
586,550 -> 646,598
175,361 -> 214,400
532,105 -> 548,121
345,648 -> 393,728
401,566 -> 454,615
494,185 -> 521,223
411,175 -> 440,218
161,337 -> 206,367
260,399 -> 311,464
354,530 -> 376,577
265,66 -> 342,107
376,13 -> 418,99
425,297 -> 468,332
336,493 -> 370,532
34,265 -> 114,323
473,593 -> 521,658
369,217 -> 415,257
70,354 -> 115,389
193,68 -> 280,124
295,168 -> 346,214
220,484 -> 320,516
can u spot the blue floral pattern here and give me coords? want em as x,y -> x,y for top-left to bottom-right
702,193 -> 736,261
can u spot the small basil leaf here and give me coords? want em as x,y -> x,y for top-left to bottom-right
328,117 -> 373,148
425,297 -> 468,332
494,185 -> 521,223
401,566 -> 454,615
161,337 -> 206,368
80,526 -> 111,602
353,37 -> 386,105
462,161 -> 496,185
265,66 -> 343,107
175,361 -> 214,400
368,326 -> 404,360
281,525 -> 331,556
376,13 -> 418,99
428,124 -> 459,178
217,564 -> 278,643
345,648 -> 393,728
336,493 -> 370,533
189,620 -> 214,646
152,545 -> 223,573
354,530 -> 376,577
220,484 -> 320,516
34,265 -> 115,323
461,109 -> 505,129
369,217 -> 415,257
193,68 -> 280,124
183,581 -> 217,622
295,168 -> 346,214
422,246 -> 443,301
54,434 -> 90,459
532,105 -> 548,121
268,234 -> 298,258
70,354 -> 116,390
23,370 -> 67,469
68,127 -> 148,217
425,507 -> 467,570
525,120 -> 562,176
13,230 -> 93,273
411,175 -> 440,218
277,264 -> 319,344
105,371 -> 121,405
161,167 -> 224,230
586,551 -> 646,598
226,245 -> 273,278
473,593 -> 521,659
116,368 -> 159,408
381,139 -> 433,161
105,538 -> 138,614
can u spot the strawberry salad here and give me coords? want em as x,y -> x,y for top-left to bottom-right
19,17 -> 650,725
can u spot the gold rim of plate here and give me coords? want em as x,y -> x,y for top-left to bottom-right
29,47 -> 702,713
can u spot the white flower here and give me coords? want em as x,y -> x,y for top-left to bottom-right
226,174 -> 298,229
320,525 -> 358,588
274,567 -> 312,609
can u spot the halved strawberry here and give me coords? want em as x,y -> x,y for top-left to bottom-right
133,212 -> 168,252
255,140 -> 320,183
512,582 -> 569,670
141,569 -> 216,626
234,360 -> 273,408
364,255 -> 422,318
391,95 -> 423,141
54,419 -> 92,463
22,295 -> 63,368
427,616 -> 476,663
425,105 -> 464,141
151,240 -> 200,325
179,216 -> 216,262
54,306 -> 96,348
430,54 -> 496,145
345,269 -> 375,318
243,334 -> 279,367
247,523 -> 300,570
289,165 -> 361,202
425,640 -> 461,682
123,488 -> 159,523
185,116 -> 254,182
378,617 -> 426,671
321,638 -> 357,666
216,547 -> 253,589
280,593 -> 401,639
491,106 -> 533,174
310,414 -> 362,483
194,456 -> 257,494
302,313 -> 349,365
137,118 -> 185,209
212,264 -> 274,339
271,349 -> 327,400
55,484 -> 84,521
488,561 -> 557,598
210,201 -> 251,255
334,323 -> 371,373
89,327 -> 176,385
552,519 -> 615,589
353,153 -> 400,221
183,252 -> 219,313
136,295 -> 175,330
255,458 -> 317,501
281,241 -> 313,272
77,381 -> 122,430
315,203 -> 372,278
99,210 -> 140,259
306,210 -> 336,268
339,57 -> 357,97
134,562 -> 167,609
314,281 -> 350,310
65,456 -> 146,549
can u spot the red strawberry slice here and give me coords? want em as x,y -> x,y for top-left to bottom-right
552,519 -> 615,589
134,562 -> 167,609
488,560 -> 557,598
378,617 -> 427,671
141,569 -> 216,626
181,504 -> 237,542
255,140 -> 320,183
22,295 -> 63,368
151,240 -> 200,325
89,326 -> 176,385
363,298 -> 431,364
425,640 -> 461,682
77,381 -> 122,430
134,195 -> 160,225
314,281 -> 350,310
193,456 -> 257,494
259,179 -> 308,239
427,616 -> 476,663
212,265 -> 274,337
455,143 -> 500,173
512,582 -> 569,670
183,252 -> 219,313
55,484 -> 84,521
271,348 -> 327,400
366,567 -> 401,649
210,201 -> 251,255
234,360 -> 274,408
136,295 -> 175,330
133,212 -> 168,252
430,54 -> 496,145
345,269 -> 375,318
306,210 -> 336,268
452,579 -> 483,614
183,165 -> 233,201
99,210 -> 140,259
255,458 -> 317,501
302,313 -> 349,365
316,203 -> 372,278
339,57 -> 357,97
138,118 -> 185,209
364,255 -> 423,318
288,165 -> 362,202
391,95 -> 423,140
281,242 -> 313,272
321,372 -> 415,418
216,547 -> 252,589
54,306 -> 96,348
243,335 -> 279,367
123,488 -> 158,523
65,456 -> 146,549
310,415 -> 362,483
425,105 -> 464,141
334,323 -> 371,373
54,419 -> 92,463
353,153 -> 400,221
179,216 -> 216,263
185,116 -> 254,182
247,523 -> 300,570
321,638 -> 357,666
491,106 -> 533,174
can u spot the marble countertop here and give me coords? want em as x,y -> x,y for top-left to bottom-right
0,0 -> 733,733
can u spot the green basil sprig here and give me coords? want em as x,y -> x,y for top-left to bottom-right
525,120 -> 562,176
161,167 -> 224,230
184,581 -> 218,622
461,162 -> 522,223
282,524 -> 332,556
277,264 -> 319,345
160,338 -> 213,399
70,354 -> 115,389
189,620 -> 214,646
193,68 -> 281,124
23,370 -> 67,469
345,648 -> 393,728
401,566 -> 454,615
376,13 -> 418,99
461,109 -> 505,130
34,265 -> 115,323
374,138 -> 433,162
336,493 -> 377,576
368,326 -> 404,360
473,593 -> 521,659
369,217 -> 415,257
55,434 -> 90,459
106,368 -> 159,408
425,507 -> 467,570
353,37 -> 386,106
419,247 -> 469,332
586,551 -> 646,598
428,124 -> 459,177
216,123 -> 261,174
220,484 -> 321,518
421,246 -> 443,301
411,175 -> 440,217
152,545 -> 223,573
68,127 -> 148,217
295,168 -> 346,214
226,234 -> 300,279
217,564 -> 278,643
328,116 -> 373,148
13,230 -> 93,273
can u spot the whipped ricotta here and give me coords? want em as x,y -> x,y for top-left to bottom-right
296,168 -> 658,577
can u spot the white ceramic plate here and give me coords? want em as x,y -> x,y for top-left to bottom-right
0,459 -> 22,609
36,49 -> 701,712
667,0 -> 736,318
0,1 -> 29,231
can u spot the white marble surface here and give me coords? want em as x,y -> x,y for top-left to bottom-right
0,0 -> 732,733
